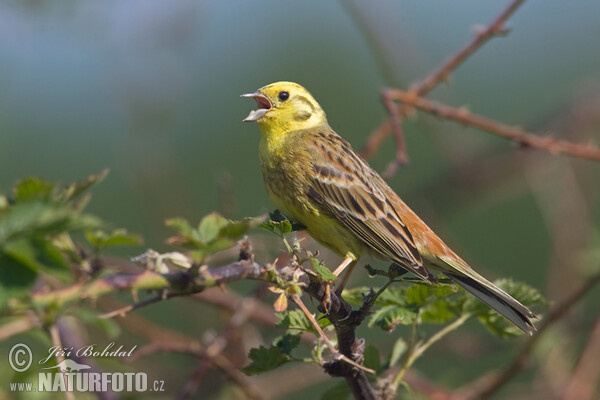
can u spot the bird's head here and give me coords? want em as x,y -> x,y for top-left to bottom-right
241,81 -> 327,134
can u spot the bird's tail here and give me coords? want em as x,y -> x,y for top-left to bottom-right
438,257 -> 537,335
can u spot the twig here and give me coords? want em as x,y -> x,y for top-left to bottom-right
464,269 -> 600,399
49,323 -> 76,400
0,313 -> 39,341
386,89 -> 600,162
129,341 -> 263,400
381,89 -> 409,178
100,292 -> 177,319
291,295 -> 375,375
361,0 -> 526,162
564,318 -> 600,400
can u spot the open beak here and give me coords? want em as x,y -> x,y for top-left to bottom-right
241,91 -> 272,122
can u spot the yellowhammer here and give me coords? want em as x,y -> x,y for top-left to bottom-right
242,81 -> 536,334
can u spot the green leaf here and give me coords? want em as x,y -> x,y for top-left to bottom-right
60,169 -> 109,202
368,306 -> 416,332
260,211 -> 294,237
242,345 -> 291,375
198,212 -> 229,243
421,300 -> 458,324
363,345 -> 381,374
467,279 -> 546,338
405,285 -> 430,306
276,309 -> 330,335
13,177 -> 56,202
0,251 -> 38,308
242,335 -> 300,377
273,333 -> 301,354
85,229 -> 143,251
276,309 -> 314,333
311,258 -> 336,282
219,216 -> 263,239
388,338 -> 407,368
321,381 -> 351,400
0,201 -> 100,245
375,287 -> 406,307
341,286 -> 369,305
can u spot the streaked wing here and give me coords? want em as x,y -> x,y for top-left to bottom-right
305,130 -> 435,282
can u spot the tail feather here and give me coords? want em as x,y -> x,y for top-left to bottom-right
445,272 -> 536,335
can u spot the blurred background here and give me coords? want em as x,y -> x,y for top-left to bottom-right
1,0 -> 599,399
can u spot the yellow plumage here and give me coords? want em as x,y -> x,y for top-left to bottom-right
242,81 -> 536,334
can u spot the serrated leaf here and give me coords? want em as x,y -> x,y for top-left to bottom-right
242,346 -> 291,375
434,284 -> 457,298
276,309 -> 330,335
375,287 -> 406,307
388,338 -> 407,368
421,300 -> 458,324
466,279 -> 546,338
0,201 -> 100,245
311,258 -> 336,282
219,216 -> 263,239
198,212 -> 229,243
368,305 -> 416,332
276,309 -> 313,333
273,333 -> 301,355
341,287 -> 369,305
261,212 -> 294,237
85,229 -> 143,251
405,285 -> 430,306
60,169 -> 109,202
13,177 -> 55,202
320,381 -> 350,400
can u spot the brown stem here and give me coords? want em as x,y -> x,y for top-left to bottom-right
361,0 -> 526,161
386,89 -> 600,162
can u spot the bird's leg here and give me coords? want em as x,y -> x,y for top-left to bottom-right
336,260 -> 357,294
322,256 -> 355,313
332,256 -> 354,277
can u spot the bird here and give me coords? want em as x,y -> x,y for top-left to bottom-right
242,81 -> 536,335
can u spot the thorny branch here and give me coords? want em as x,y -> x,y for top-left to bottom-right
385,89 -> 600,162
361,0 -> 527,176
30,251 -> 378,400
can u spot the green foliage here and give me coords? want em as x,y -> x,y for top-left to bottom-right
276,309 -> 331,335
0,173 -> 107,309
310,257 -> 337,282
85,229 -> 143,252
387,338 -> 407,368
242,333 -> 301,375
260,210 -> 306,238
368,305 -> 416,331
345,281 -> 465,332
466,279 -> 546,338
166,212 -> 263,261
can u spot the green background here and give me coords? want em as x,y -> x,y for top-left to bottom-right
1,0 -> 599,399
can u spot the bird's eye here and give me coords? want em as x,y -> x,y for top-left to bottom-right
278,91 -> 290,101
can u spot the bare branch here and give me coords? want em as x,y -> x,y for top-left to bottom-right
362,0 -> 526,162
386,89 -> 600,162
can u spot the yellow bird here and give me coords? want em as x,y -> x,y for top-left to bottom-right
242,81 -> 536,334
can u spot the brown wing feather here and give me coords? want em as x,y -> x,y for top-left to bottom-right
305,129 -> 436,283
